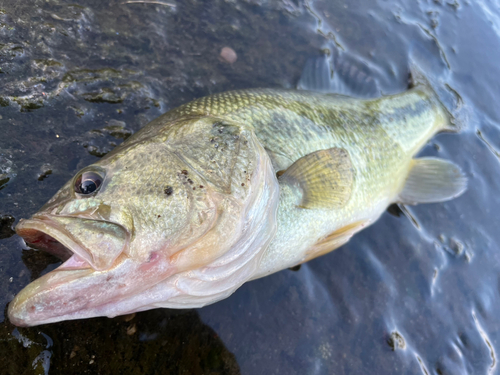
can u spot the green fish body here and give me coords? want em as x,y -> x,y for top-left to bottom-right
154,86 -> 460,276
8,79 -> 466,326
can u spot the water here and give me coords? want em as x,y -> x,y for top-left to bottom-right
1,0 -> 500,374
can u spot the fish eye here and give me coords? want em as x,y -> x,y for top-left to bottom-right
74,171 -> 104,195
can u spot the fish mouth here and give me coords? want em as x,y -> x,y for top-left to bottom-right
16,215 -> 129,271
16,217 -> 91,270
9,214 -> 135,326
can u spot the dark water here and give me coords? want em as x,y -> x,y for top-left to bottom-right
1,0 -> 500,374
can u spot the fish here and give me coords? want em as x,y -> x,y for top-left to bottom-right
8,59 -> 467,326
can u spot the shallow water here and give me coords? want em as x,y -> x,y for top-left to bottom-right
1,0 -> 500,374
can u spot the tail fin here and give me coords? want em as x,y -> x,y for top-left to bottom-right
408,51 -> 468,133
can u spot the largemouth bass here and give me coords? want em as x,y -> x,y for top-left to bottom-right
8,66 -> 466,326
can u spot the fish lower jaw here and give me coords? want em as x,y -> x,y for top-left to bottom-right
59,253 -> 92,269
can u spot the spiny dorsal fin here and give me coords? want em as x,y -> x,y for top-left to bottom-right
279,148 -> 354,209
297,55 -> 380,98
398,157 -> 467,205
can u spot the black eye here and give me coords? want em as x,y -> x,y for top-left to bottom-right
74,171 -> 104,195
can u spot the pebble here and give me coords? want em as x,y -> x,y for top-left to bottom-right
220,47 -> 237,64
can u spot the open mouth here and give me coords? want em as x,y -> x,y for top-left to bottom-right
16,215 -> 129,271
16,217 -> 94,270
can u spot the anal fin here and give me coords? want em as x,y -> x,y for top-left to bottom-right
279,148 -> 354,210
398,158 -> 467,205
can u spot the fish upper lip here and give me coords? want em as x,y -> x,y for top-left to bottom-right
16,216 -> 93,269
15,214 -> 129,271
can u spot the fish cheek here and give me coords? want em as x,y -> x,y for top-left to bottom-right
96,141 -> 218,259
113,178 -> 211,261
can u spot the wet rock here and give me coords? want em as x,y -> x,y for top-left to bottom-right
0,174 -> 9,190
82,88 -> 124,104
126,324 -> 137,336
102,120 -> 133,140
387,331 -> 406,351
84,144 -> 113,158
37,165 -> 53,181
0,215 -> 15,239
449,238 -> 464,255
82,121 -> 133,157
0,310 -> 241,374
0,156 -> 15,191
13,96 -> 44,112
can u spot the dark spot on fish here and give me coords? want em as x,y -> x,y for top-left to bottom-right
187,179 -> 193,184
241,183 -> 245,186
157,215 -> 161,218
181,170 -> 188,175
244,171 -> 246,174
30,305 -> 36,312
199,185 -> 204,188
193,187 -> 196,190
218,128 -> 223,134
289,264 -> 301,272
164,186 -> 174,195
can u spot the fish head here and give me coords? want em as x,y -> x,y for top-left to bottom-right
9,117 -> 279,326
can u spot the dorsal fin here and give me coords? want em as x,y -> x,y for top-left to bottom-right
279,148 -> 354,209
297,54 -> 380,98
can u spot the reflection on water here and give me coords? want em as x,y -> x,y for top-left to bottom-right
1,0 -> 500,373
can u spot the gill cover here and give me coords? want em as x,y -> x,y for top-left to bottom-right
153,117 -> 281,307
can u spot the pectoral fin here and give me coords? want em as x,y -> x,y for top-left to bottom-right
398,157 -> 467,205
279,148 -> 354,209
